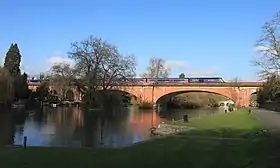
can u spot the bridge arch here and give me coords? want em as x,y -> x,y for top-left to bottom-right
248,88 -> 258,106
156,90 -> 231,104
154,88 -> 233,104
248,88 -> 258,95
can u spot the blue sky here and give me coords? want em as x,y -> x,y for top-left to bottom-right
0,0 -> 279,81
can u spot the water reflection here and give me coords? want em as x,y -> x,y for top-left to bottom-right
0,112 -> 15,146
158,107 -> 224,121
0,106 -> 223,148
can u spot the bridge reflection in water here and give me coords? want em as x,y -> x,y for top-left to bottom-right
0,106 -> 222,148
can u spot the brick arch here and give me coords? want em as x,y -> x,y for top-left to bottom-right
155,90 -> 231,104
248,88 -> 258,95
241,88 -> 259,107
154,88 -> 233,104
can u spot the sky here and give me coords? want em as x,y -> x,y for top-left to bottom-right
0,0 -> 279,81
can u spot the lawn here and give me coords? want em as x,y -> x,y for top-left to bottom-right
1,108 -> 280,168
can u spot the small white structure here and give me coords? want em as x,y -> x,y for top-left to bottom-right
219,100 -> 235,111
219,100 -> 234,106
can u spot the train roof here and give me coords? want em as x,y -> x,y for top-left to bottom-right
127,77 -> 223,79
188,77 -> 223,79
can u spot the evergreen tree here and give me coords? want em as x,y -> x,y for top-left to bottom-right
0,67 -> 14,104
14,73 -> 30,99
4,43 -> 21,77
3,44 -> 31,101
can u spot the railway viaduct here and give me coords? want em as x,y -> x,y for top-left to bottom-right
28,82 -> 263,107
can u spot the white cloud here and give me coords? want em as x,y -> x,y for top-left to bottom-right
254,45 -> 278,55
47,56 -> 75,67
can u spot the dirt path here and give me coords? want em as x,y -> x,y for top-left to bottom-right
252,107 -> 280,136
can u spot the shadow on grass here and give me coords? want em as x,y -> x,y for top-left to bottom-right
1,128 -> 280,168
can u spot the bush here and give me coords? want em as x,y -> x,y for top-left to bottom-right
83,89 -> 127,109
257,75 -> 280,104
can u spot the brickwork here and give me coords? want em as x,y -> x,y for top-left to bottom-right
28,82 -> 261,107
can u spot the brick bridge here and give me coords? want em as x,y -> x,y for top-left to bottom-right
28,82 -> 262,107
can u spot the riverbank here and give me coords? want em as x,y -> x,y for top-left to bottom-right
1,108 -> 280,168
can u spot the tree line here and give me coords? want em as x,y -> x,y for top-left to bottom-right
1,36 -> 188,109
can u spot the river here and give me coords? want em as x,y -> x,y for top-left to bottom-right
0,106 -> 223,148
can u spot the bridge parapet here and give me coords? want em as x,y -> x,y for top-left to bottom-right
28,82 -> 263,87
115,82 -> 263,87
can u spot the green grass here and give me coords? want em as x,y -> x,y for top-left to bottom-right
174,108 -> 260,129
172,108 -> 263,138
1,108 -> 280,168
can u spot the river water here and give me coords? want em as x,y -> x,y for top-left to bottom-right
0,106 -> 223,148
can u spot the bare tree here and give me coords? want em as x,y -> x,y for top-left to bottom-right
253,11 -> 280,79
67,36 -> 136,108
141,57 -> 170,78
68,36 -> 136,90
49,63 -> 77,99
98,46 -> 136,90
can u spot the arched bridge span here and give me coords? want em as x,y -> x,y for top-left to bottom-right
114,84 -> 260,107
28,82 -> 261,107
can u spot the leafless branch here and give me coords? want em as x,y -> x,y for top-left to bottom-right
253,11 -> 280,79
67,35 -> 136,91
141,57 -> 170,78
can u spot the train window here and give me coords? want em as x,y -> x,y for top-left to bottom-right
189,78 -> 200,82
206,78 -> 223,82
204,79 -> 217,82
134,79 -> 144,82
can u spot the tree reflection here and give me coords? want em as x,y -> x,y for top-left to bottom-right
100,117 -> 105,145
0,112 -> 15,146
1,106 -> 169,148
82,110 -> 99,147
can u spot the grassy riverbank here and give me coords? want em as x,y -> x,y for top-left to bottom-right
1,108 -> 280,168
